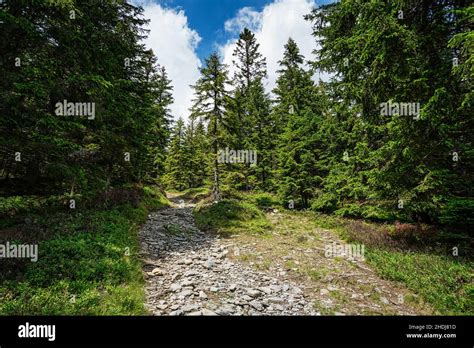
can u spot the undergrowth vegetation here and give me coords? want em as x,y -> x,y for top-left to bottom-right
0,186 -> 169,315
311,213 -> 474,315
194,197 -> 271,236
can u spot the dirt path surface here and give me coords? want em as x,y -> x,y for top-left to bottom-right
228,211 -> 430,315
139,194 -> 429,316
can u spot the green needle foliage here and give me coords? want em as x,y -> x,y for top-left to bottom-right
305,0 -> 473,224
190,52 -> 231,200
1,0 -> 172,197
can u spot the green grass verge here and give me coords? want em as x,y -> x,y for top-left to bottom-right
310,212 -> 473,315
365,249 -> 473,315
167,186 -> 211,203
0,186 -> 169,315
193,198 -> 271,236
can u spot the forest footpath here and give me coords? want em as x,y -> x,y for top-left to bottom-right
140,191 -> 432,316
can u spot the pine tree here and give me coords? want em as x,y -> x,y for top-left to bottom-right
273,38 -> 323,208
163,118 -> 188,190
228,28 -> 271,190
193,119 -> 211,187
247,78 -> 274,190
182,117 -> 210,188
232,28 -> 267,91
0,0 -> 169,195
190,53 -> 230,200
155,65 -> 174,134
146,61 -> 174,180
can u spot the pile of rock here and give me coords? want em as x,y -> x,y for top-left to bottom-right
140,206 -> 319,316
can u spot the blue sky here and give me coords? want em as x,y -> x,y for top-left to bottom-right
134,0 -> 334,119
154,0 -> 334,60
176,0 -> 279,59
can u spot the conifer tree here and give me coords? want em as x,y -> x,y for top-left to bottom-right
190,53 -> 230,200
247,78 -> 274,190
228,28 -> 271,190
306,0 -> 473,224
232,28 -> 267,91
0,0 -> 170,195
273,38 -> 324,207
163,118 -> 187,190
146,63 -> 174,179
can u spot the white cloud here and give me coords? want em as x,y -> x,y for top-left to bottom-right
224,7 -> 262,33
221,0 -> 329,93
137,1 -> 202,120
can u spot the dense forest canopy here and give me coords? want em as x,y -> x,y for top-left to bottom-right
1,0 -> 472,230
1,0 -> 173,198
164,0 -> 473,229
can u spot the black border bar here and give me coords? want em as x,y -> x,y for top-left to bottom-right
0,316 -> 472,346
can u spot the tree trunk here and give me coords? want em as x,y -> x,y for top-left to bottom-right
212,115 -> 221,202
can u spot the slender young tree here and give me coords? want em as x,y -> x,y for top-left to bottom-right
232,28 -> 267,91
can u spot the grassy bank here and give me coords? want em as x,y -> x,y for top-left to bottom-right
365,249 -> 473,315
194,197 -> 272,236
310,213 -> 473,315
0,186 -> 169,315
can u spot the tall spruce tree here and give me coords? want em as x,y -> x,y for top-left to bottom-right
273,38 -> 324,208
193,119 -> 211,188
190,53 -> 230,200
182,117 -> 210,188
163,118 -> 188,190
228,28 -> 272,190
0,0 -> 170,196
146,62 -> 174,180
232,28 -> 267,91
248,78 -> 274,190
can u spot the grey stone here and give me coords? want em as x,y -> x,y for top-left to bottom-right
246,288 -> 261,298
170,283 -> 181,292
268,297 -> 285,304
201,308 -> 218,316
182,304 -> 200,312
258,286 -> 272,294
249,300 -> 264,311
204,259 -> 214,269
181,279 -> 194,287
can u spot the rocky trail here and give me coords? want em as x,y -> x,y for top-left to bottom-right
139,194 -> 429,316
